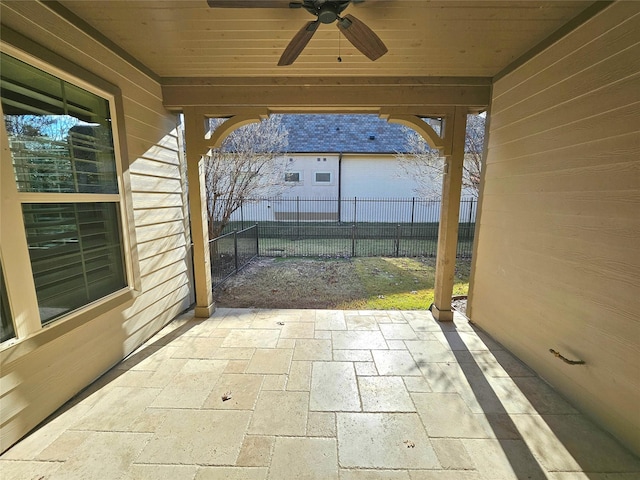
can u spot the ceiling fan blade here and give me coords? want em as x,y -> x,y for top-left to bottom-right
207,0 -> 294,7
278,20 -> 320,66
337,13 -> 387,61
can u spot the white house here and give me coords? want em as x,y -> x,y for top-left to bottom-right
230,114 -> 477,223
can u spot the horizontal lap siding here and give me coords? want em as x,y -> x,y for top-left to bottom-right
0,3 -> 192,450
470,2 -> 640,454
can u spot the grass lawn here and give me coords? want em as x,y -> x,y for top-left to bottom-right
214,256 -> 471,310
337,257 -> 470,310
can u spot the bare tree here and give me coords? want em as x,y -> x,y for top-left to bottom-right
205,115 -> 289,239
395,113 -> 485,198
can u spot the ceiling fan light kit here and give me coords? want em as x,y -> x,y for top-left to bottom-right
208,0 -> 388,65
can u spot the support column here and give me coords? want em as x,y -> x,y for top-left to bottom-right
431,106 -> 467,322
183,107 -> 214,317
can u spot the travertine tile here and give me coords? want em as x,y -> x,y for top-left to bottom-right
337,413 -> 439,469
1,402 -> 93,460
6,307 -> 638,480
261,374 -> 287,390
340,469 -> 411,480
171,336 -> 224,358
307,412 -> 336,437
151,359 -> 227,408
332,331 -> 387,350
48,432 -> 151,480
218,315 -> 254,330
287,360 -> 312,391
412,393 -> 489,438
225,359 -> 249,373
246,348 -> 293,374
250,317 -> 287,329
408,471 -> 482,480
276,338 -> 296,349
116,345 -> 177,372
0,460 -> 62,479
380,324 -> 418,340
203,373 -> 263,410
315,330 -> 332,339
346,314 -> 379,331
123,465 -> 198,480
280,322 -> 315,338
210,328 -> 232,338
268,437 -> 338,480
402,376 -> 432,393
358,376 -> 415,412
36,431 -> 91,461
405,340 -> 456,364
221,329 -> 280,348
355,361 -> 378,376
73,386 -> 161,430
418,363 -> 457,392
333,349 -> 372,362
236,436 -> 274,467
511,414 -> 640,473
196,467 -> 268,479
372,349 -> 421,376
315,310 -> 346,330
503,376 -> 579,415
430,438 -> 475,470
112,358 -> 188,389
462,438 -> 547,480
386,340 -> 408,349
208,347 -> 255,360
248,390 -> 309,435
293,339 -> 332,361
310,362 -> 361,412
136,410 -> 251,465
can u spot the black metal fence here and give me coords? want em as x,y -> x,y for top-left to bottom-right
209,225 -> 258,287
221,197 -> 477,259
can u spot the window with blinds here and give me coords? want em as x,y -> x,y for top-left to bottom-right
1,52 -> 127,326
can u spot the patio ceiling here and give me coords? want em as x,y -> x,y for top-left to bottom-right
58,0 -> 594,80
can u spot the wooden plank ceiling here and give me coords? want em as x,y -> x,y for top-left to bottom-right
59,0 -> 593,79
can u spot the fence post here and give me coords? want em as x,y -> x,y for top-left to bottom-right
353,197 -> 357,224
233,229 -> 238,273
240,199 -> 244,230
255,223 -> 259,257
411,197 -> 415,225
351,224 -> 356,257
296,196 -> 300,239
395,224 -> 401,257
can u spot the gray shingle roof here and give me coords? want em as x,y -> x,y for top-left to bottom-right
279,114 -> 411,154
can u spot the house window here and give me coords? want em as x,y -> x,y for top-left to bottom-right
314,172 -> 332,183
1,52 -> 127,327
285,172 -> 301,182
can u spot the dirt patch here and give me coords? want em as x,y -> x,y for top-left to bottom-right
213,256 -> 471,311
213,257 -> 366,309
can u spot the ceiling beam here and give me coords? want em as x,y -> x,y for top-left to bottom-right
161,76 -> 491,115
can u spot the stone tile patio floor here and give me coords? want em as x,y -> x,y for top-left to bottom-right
2,308 -> 639,479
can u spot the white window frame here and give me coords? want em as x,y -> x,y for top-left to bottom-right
0,42 -> 138,350
313,171 -> 333,185
284,171 -> 302,183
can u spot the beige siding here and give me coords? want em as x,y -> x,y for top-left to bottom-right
0,3 -> 193,450
469,2 -> 640,454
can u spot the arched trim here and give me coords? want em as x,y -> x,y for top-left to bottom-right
208,112 -> 269,148
379,114 -> 444,151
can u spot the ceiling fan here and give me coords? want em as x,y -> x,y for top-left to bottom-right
206,0 -> 388,66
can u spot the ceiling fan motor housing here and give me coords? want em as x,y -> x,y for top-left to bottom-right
303,1 -> 352,24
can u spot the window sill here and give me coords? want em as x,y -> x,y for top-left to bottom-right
0,287 -> 138,363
